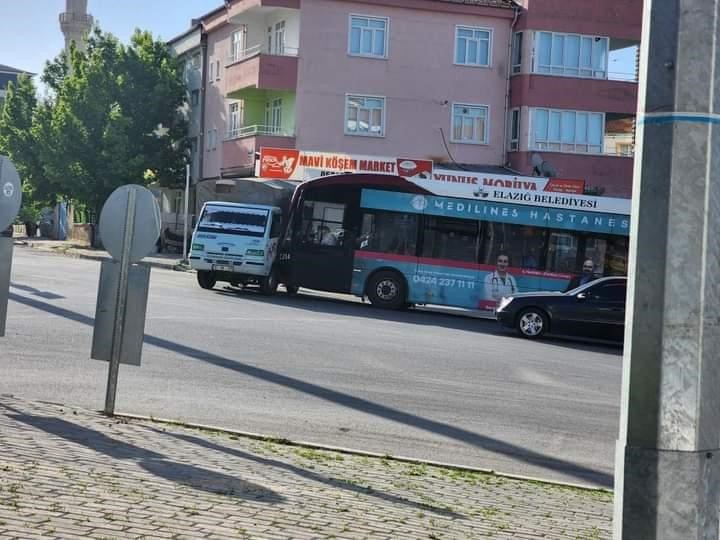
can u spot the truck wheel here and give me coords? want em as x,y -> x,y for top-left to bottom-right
284,283 -> 299,296
260,269 -> 279,295
197,271 -> 216,290
516,308 -> 549,339
367,270 -> 406,310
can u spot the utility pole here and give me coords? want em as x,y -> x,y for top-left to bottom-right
614,0 -> 720,538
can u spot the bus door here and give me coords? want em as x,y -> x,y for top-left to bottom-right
290,197 -> 356,293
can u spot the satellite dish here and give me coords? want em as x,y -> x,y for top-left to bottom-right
531,153 -> 558,178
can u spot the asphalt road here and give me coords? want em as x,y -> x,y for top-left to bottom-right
3,247 -> 623,487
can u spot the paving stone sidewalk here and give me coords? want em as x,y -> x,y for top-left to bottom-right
0,396 -> 613,539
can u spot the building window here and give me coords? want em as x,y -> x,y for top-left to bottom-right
191,90 -> 199,106
349,15 -> 388,58
273,21 -> 286,55
230,27 -> 247,62
535,32 -> 608,78
228,102 -> 243,138
511,32 -> 523,74
265,98 -> 282,134
206,128 -> 218,151
531,108 -> 604,153
345,95 -> 385,137
452,103 -> 488,144
215,60 -> 221,80
509,108 -> 520,151
208,61 -> 215,82
455,26 -> 492,67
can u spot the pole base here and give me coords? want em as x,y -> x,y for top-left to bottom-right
615,446 -> 720,539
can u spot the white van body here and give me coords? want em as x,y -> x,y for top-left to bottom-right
189,202 -> 283,292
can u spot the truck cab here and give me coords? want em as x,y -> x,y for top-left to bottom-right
189,202 -> 284,294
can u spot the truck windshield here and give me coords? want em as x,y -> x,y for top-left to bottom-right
197,206 -> 269,237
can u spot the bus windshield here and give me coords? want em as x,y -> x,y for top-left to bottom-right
197,205 -> 269,237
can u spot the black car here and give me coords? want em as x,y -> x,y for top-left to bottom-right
495,277 -> 627,341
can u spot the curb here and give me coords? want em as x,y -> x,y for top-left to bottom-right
114,411 -> 613,495
14,241 -> 191,272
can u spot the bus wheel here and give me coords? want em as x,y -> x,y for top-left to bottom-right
516,308 -> 549,339
367,271 -> 406,310
284,283 -> 299,296
260,269 -> 279,295
197,271 -> 216,290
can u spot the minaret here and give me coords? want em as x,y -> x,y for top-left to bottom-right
59,0 -> 93,52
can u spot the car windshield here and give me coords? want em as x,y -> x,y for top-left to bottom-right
197,206 -> 269,237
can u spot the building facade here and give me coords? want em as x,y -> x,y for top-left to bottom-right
507,0 -> 642,197
193,0 -> 516,182
0,64 -> 31,109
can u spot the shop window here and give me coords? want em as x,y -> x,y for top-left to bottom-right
359,211 -> 418,255
422,217 -> 479,263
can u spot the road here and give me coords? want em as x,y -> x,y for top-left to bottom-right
3,248 -> 623,487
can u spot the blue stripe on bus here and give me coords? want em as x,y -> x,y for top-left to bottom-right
360,190 -> 630,236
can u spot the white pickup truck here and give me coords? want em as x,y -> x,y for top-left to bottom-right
189,201 -> 291,294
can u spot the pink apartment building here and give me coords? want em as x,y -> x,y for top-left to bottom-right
508,0 -> 642,197
195,0 -> 517,183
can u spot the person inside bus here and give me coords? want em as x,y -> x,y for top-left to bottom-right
484,253 -> 518,303
319,226 -> 338,246
565,259 -> 600,291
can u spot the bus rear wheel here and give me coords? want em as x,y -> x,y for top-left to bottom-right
260,268 -> 279,295
197,271 -> 216,290
367,271 -> 406,310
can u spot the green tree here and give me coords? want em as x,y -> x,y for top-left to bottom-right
33,28 -> 188,215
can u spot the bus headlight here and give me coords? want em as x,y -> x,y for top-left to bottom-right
497,296 -> 513,312
192,243 -> 204,251
246,249 -> 265,257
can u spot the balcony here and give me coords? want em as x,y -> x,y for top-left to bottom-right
226,45 -> 299,98
226,0 -> 299,23
222,125 -> 295,174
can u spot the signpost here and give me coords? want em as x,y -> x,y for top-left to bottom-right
91,184 -> 160,415
0,156 -> 22,337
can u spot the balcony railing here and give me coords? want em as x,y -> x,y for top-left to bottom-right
227,44 -> 299,65
59,12 -> 93,25
227,125 -> 295,139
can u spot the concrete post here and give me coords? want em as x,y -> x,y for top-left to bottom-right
614,0 -> 720,538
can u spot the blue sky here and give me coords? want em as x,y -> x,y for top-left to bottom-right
0,0 -> 221,76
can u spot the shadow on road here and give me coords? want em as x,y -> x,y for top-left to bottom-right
8,291 -> 615,487
10,281 -> 66,300
0,403 -> 283,502
214,286 -> 623,355
152,428 -> 463,517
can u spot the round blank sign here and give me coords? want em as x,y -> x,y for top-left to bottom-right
99,184 -> 161,263
0,156 -> 22,231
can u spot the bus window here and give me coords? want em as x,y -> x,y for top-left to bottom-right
479,223 -> 545,269
421,217 -> 479,263
358,211 -> 418,256
582,237 -> 608,275
605,236 -> 628,275
546,232 -> 579,273
299,200 -> 346,247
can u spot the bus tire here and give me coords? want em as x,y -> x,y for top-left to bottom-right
197,271 -> 216,290
367,270 -> 407,310
516,308 -> 549,339
260,268 -> 279,295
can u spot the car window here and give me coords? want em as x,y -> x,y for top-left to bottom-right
588,282 -> 626,302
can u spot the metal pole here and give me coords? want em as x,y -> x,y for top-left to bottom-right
104,188 -> 136,416
182,163 -> 190,263
0,238 -> 13,337
614,0 -> 720,537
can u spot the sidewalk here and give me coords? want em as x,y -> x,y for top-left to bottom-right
12,239 -> 188,272
0,395 -> 613,539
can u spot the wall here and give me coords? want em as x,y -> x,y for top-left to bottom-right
515,0 -> 642,40
295,0 -> 513,164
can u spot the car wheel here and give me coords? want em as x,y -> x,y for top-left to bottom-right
197,271 -> 216,290
260,268 -> 279,295
516,308 -> 549,339
367,270 -> 406,310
